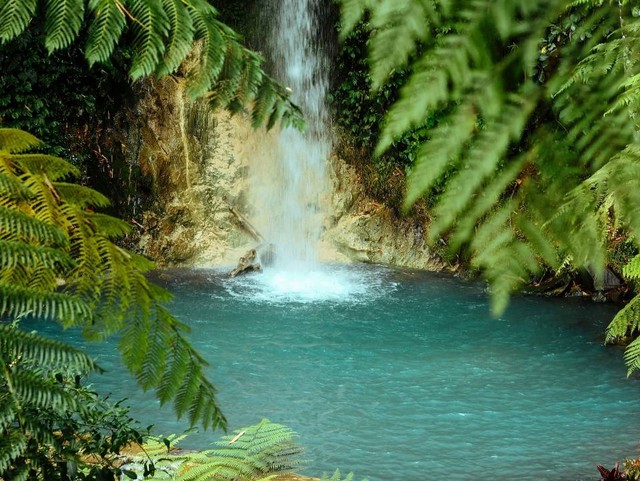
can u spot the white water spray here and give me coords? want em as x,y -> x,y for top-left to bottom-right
249,0 -> 332,272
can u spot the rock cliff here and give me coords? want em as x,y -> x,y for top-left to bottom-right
119,78 -> 444,271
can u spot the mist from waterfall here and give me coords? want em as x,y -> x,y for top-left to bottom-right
249,0 -> 332,272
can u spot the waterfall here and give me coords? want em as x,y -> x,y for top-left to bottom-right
249,0 -> 332,271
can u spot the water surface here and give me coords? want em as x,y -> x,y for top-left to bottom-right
29,265 -> 639,481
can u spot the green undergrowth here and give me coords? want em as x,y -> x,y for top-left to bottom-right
107,419 -> 367,481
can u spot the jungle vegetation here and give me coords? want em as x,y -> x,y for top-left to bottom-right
336,0 -> 640,374
0,1 -> 301,479
3,0 -> 640,478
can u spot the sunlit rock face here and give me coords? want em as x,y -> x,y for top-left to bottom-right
115,76 -> 443,271
108,1 -> 443,272
119,77 -> 262,267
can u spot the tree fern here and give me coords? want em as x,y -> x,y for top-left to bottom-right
43,0 -> 85,53
157,0 -> 194,76
0,323 -> 98,479
128,0 -> 170,80
176,419 -> 303,481
85,0 -> 127,65
186,1 -> 227,98
1,127 -> 226,432
339,0 -> 640,369
0,0 -> 37,43
0,0 -> 303,129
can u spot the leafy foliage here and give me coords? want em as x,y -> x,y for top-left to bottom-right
117,420 -> 303,481
597,463 -> 627,481
330,21 -> 438,210
0,0 -> 302,129
338,0 -> 640,371
320,469 -> 368,481
0,19 -> 133,178
0,128 -> 226,438
176,419 -> 302,481
0,322 -> 151,481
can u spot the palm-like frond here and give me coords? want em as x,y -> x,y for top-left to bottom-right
43,0 -> 85,53
85,0 -> 127,65
0,128 -> 42,153
340,0 -> 640,370
0,127 -> 226,431
0,324 -> 99,478
128,0 -> 170,80
186,0 -> 227,97
0,0 -> 303,129
0,0 -> 37,43
0,324 -> 98,371
177,420 -> 303,481
157,0 -> 194,76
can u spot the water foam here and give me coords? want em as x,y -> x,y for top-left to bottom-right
223,264 -> 396,304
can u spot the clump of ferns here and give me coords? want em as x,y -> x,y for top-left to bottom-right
119,419 -> 304,481
320,469 -> 369,481
176,419 -> 303,481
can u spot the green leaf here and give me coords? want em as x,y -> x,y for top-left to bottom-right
0,128 -> 42,153
44,0 -> 85,53
157,0 -> 195,76
0,0 -> 37,43
128,0 -> 170,80
85,0 -> 127,65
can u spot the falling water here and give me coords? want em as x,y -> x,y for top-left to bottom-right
250,0 -> 332,272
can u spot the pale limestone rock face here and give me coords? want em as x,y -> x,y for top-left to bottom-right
127,78 -> 444,272
323,158 -> 444,270
131,78 -> 259,267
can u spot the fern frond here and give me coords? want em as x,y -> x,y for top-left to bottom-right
186,1 -> 226,97
0,239 -> 74,271
446,157 -> 523,252
403,104 -> 477,208
366,0 -> 439,89
0,431 -> 27,474
0,128 -> 42,153
177,420 -> 301,481
606,294 -> 640,341
53,182 -> 111,208
206,41 -> 243,111
623,254 -> 640,280
43,0 -> 85,53
157,0 -> 194,76
428,90 -> 537,242
623,335 -> 640,376
0,284 -> 91,324
8,153 -> 80,180
117,299 -> 225,430
155,332 -> 190,404
0,172 -> 31,199
0,324 -> 98,374
128,0 -> 170,80
337,0 -> 368,40
9,368 -> 80,411
89,211 -> 134,238
85,0 -> 127,65
0,0 -> 37,43
0,206 -> 67,246
251,83 -> 277,129
234,53 -> 264,106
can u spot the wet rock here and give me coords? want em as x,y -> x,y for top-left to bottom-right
228,249 -> 261,277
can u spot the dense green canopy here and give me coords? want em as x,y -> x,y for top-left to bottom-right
339,0 -> 640,372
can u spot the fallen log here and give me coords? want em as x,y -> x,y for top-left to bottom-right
229,249 -> 261,277
228,205 -> 263,243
